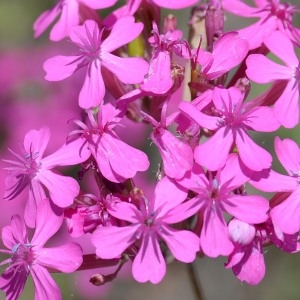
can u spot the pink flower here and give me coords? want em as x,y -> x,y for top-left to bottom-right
69,104 -> 149,183
195,32 -> 249,80
177,154 -> 269,257
0,199 -> 83,300
142,101 -> 193,179
64,193 -> 120,237
33,0 -> 117,41
92,177 -> 200,283
250,137 -> 300,234
140,22 -> 190,95
3,126 -> 90,227
246,30 -> 300,128
180,86 -> 279,171
226,217 -> 299,284
222,0 -> 300,49
43,17 -> 149,108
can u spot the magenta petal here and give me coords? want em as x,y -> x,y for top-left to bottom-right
161,226 -> 199,262
222,0 -> 259,15
0,267 -> 28,300
50,0 -> 79,41
151,0 -> 198,9
275,137 -> 300,174
36,243 -> 83,273
79,60 -> 105,109
271,188 -> 300,234
33,5 -> 61,38
102,52 -> 148,84
235,130 -> 272,171
140,51 -> 172,94
151,129 -> 193,179
24,127 -> 50,159
38,170 -> 79,207
250,170 -> 296,192
195,127 -> 233,171
31,265 -> 61,300
218,154 -> 250,189
108,202 -> 141,223
264,30 -> 299,67
132,232 -> 166,283
80,0 -> 117,9
25,180 -> 46,228
32,199 -> 63,246
101,16 -> 143,52
246,54 -> 292,83
153,177 -> 187,218
44,55 -> 84,81
223,195 -> 269,224
2,215 -> 27,250
201,206 -> 234,257
238,17 -> 276,49
243,106 -> 279,132
92,225 -> 139,259
232,243 -> 265,285
273,80 -> 299,128
207,32 -> 249,79
42,138 -> 91,168
4,173 -> 30,201
100,132 -> 149,179
162,196 -> 203,224
179,101 -> 219,130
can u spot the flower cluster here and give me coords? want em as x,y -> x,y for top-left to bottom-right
1,0 -> 300,299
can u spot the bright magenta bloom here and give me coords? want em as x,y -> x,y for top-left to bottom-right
250,137 -> 300,234
178,154 -> 269,257
3,127 -> 90,227
246,30 -> 300,128
43,17 -> 149,108
180,86 -> 279,171
0,199 -> 83,300
92,177 -> 200,283
222,0 -> 300,49
70,104 -> 149,183
34,0 -> 117,41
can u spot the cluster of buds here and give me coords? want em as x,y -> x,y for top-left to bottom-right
1,0 -> 300,299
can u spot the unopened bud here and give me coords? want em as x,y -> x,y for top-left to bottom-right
205,0 -> 224,51
163,14 -> 178,33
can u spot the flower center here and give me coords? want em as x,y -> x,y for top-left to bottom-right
24,152 -> 41,177
12,243 -> 35,267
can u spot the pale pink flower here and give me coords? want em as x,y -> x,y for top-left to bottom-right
180,86 -> 279,171
92,177 -> 200,283
43,17 -> 149,108
246,30 -> 300,128
0,199 -> 83,300
177,154 -> 269,257
34,0 -> 117,41
3,126 -> 90,227
222,0 -> 300,49
69,104 -> 149,183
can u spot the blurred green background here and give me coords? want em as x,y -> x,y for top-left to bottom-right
0,0 -> 300,300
